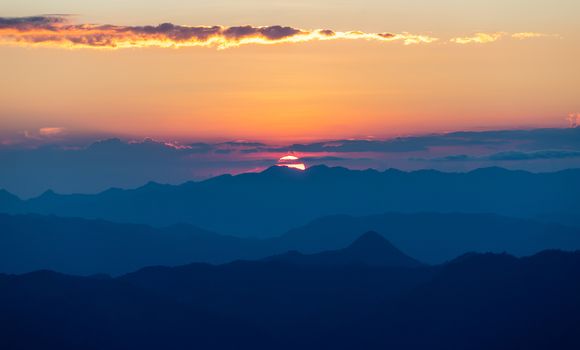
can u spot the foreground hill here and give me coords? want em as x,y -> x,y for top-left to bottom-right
2,212 -> 580,274
328,250 -> 580,350
1,247 -> 579,350
1,166 -> 579,236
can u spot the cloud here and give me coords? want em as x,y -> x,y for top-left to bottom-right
253,132 -> 505,154
234,127 -> 580,157
450,32 -> 556,44
22,127 -> 66,140
38,127 -> 65,136
301,156 -> 348,161
7,127 -> 580,156
488,150 -> 580,161
0,15 -> 67,29
511,32 -> 559,40
0,15 -> 438,49
416,150 -> 580,162
450,32 -> 504,44
568,113 -> 580,128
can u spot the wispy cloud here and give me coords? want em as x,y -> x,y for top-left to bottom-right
22,127 -> 66,140
38,127 -> 65,137
415,150 -> 580,162
0,15 -> 437,49
450,32 -> 557,44
450,32 -> 504,44
568,113 -> 580,128
511,32 -> 559,40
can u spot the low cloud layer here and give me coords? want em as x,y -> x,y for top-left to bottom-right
0,15 -> 436,49
240,127 -> 580,154
418,150 -> 580,162
1,127 -> 579,198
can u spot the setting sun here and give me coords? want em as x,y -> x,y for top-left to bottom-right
276,155 -> 306,170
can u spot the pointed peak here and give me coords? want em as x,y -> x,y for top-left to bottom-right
38,189 -> 57,198
468,167 -> 515,175
264,230 -> 422,267
348,231 -> 390,248
262,165 -> 285,173
142,181 -> 162,188
0,189 -> 21,201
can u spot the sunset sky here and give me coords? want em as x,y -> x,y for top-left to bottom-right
1,0 -> 579,143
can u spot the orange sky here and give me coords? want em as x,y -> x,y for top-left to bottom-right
1,1 -> 579,142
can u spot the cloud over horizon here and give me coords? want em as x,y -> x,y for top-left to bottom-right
416,149 -> 580,163
1,127 -> 580,198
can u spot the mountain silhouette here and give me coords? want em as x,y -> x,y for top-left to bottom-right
1,166 -> 579,236
265,231 -> 423,267
275,212 -> 580,263
0,270 -> 265,350
0,189 -> 21,212
326,250 -> 580,350
0,213 -> 266,275
2,212 -> 580,275
0,249 -> 579,349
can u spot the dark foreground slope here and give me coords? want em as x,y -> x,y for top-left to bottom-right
2,212 -> 580,275
1,166 -> 579,236
0,271 -> 266,350
0,242 -> 579,350
331,250 -> 580,350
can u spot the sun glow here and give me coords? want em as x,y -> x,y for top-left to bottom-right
276,155 -> 306,170
279,163 -> 306,170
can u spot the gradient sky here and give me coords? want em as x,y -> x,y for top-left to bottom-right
1,0 -> 580,142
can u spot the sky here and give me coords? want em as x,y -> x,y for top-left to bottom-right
1,1 -> 580,197
1,0 -> 579,142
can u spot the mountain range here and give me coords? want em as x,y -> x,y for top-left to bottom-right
1,234 -> 579,350
1,166 -> 580,237
2,212 -> 580,275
